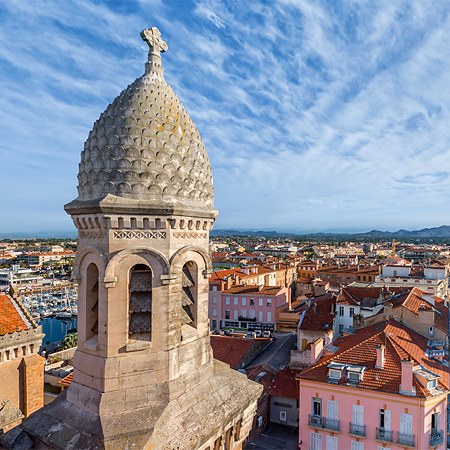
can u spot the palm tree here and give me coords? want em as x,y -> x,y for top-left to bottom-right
61,332 -> 77,350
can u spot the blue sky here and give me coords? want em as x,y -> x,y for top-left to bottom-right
1,0 -> 450,234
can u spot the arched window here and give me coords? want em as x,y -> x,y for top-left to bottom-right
181,261 -> 198,328
129,264 -> 152,341
86,263 -> 99,341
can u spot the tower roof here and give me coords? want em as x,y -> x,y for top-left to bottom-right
71,27 -> 214,215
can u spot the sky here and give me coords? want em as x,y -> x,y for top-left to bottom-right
1,0 -> 450,234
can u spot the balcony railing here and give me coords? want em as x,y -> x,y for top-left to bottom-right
349,423 -> 366,437
308,415 -> 323,427
376,428 -> 393,443
397,432 -> 415,448
323,417 -> 340,432
429,429 -> 444,447
308,415 -> 340,432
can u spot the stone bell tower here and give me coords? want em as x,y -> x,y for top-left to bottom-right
18,27 -> 262,449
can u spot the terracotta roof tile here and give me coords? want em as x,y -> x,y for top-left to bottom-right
210,335 -> 271,370
268,367 -> 301,398
299,294 -> 335,331
299,319 -> 449,397
0,293 -> 30,335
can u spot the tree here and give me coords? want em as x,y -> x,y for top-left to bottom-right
61,332 -> 78,350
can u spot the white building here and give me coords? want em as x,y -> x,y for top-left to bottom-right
374,263 -> 448,297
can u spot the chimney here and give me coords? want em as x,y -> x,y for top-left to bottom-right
375,345 -> 385,369
400,359 -> 415,396
310,338 -> 324,364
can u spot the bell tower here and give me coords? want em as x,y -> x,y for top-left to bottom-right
19,27 -> 262,450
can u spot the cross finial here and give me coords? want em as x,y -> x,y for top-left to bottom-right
141,27 -> 168,58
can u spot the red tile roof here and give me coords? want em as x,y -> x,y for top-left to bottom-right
299,294 -> 335,331
210,335 -> 271,370
0,293 -> 30,335
223,285 -> 284,296
268,367 -> 301,399
299,319 -> 449,397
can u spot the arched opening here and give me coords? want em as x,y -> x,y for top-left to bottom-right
129,264 -> 152,341
86,263 -> 99,341
181,261 -> 198,328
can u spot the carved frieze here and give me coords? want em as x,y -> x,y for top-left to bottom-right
113,230 -> 166,239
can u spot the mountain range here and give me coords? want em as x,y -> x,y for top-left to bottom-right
212,225 -> 450,238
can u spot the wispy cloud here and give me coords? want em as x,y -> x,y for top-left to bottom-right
1,0 -> 450,232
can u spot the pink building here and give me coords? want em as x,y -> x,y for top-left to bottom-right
209,285 -> 290,333
298,319 -> 448,450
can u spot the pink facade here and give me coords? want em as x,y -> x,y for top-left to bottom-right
299,379 -> 447,450
208,285 -> 290,332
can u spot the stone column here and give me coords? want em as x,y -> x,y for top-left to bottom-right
22,354 -> 45,417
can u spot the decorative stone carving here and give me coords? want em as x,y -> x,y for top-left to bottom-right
113,230 -> 166,239
172,232 -> 207,239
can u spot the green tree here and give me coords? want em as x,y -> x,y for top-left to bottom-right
61,332 -> 78,350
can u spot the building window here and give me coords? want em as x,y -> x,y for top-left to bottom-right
258,298 -> 263,306
233,310 -> 238,320
212,297 -> 217,304
241,309 -> 247,318
267,299 -> 272,307
212,286 -> 217,292
211,319 -> 217,329
280,411 -> 287,422
351,441 -> 364,450
326,435 -> 338,450
225,310 -> 230,319
258,311 -> 263,322
350,307 -> 355,317
267,311 -> 272,322
328,369 -> 341,380
242,297 -> 247,306
348,371 -> 361,383
226,297 -> 230,305
212,308 -> 217,317
250,298 -> 255,306
310,432 -> 322,450
129,264 -> 152,341
312,397 -> 322,417
339,324 -> 344,335
339,306 -> 344,316
85,263 -> 99,342
427,379 -> 437,389
234,297 -> 239,305
431,412 -> 439,432
249,309 -> 255,319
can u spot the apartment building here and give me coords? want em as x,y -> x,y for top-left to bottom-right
374,262 -> 449,297
209,284 -> 290,332
298,320 -> 449,450
333,286 -> 406,337
317,265 -> 380,285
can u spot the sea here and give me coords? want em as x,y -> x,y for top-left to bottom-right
38,317 -> 78,353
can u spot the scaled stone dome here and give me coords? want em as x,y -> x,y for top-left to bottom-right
76,27 -> 214,213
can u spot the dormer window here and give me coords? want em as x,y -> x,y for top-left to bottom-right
329,369 -> 341,380
427,379 -> 437,389
348,371 -> 361,383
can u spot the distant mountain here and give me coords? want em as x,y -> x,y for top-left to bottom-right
360,225 -> 450,238
212,225 -> 450,239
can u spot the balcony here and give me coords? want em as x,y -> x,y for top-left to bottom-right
429,429 -> 444,447
308,415 -> 340,432
349,423 -> 366,437
397,432 -> 415,448
376,428 -> 393,443
323,417 -> 340,432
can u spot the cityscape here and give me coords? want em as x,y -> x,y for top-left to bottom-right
1,2 -> 450,450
